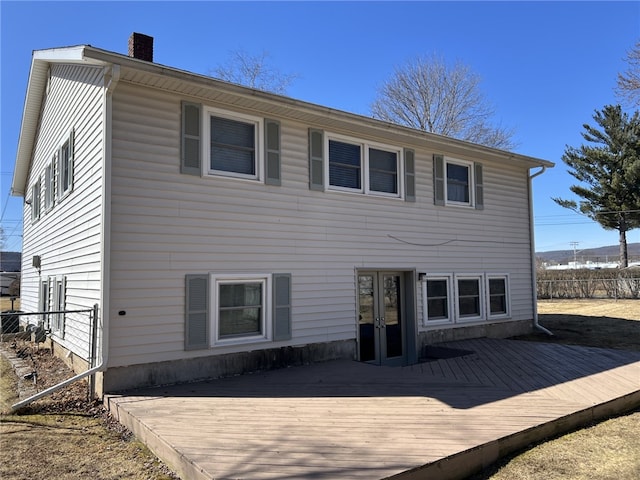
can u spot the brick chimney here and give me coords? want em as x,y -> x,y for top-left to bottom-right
128,32 -> 154,62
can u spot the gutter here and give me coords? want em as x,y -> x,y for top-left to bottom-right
529,166 -> 553,336
10,63 -> 120,413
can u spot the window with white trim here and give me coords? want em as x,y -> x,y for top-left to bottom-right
455,274 -> 484,321
204,107 -> 263,181
433,155 -> 483,209
446,158 -> 473,206
44,157 -> 55,212
58,132 -> 74,199
211,274 -> 271,345
51,276 -> 66,336
31,180 -> 41,222
421,274 -> 453,325
487,274 -> 510,318
326,134 -> 402,197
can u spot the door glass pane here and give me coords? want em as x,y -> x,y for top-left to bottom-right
383,275 -> 402,358
358,275 -> 375,362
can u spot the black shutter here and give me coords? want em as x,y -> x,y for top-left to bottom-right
265,119 -> 281,185
404,148 -> 416,202
181,102 -> 202,175
309,129 -> 324,190
272,273 -> 292,341
433,154 -> 445,205
185,274 -> 209,350
474,162 -> 484,210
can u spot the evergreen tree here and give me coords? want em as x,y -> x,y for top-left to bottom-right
553,105 -> 640,267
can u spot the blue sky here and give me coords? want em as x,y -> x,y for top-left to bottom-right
1,1 -> 639,255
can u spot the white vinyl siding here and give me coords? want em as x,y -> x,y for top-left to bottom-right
108,81 -> 536,368
20,63 -> 105,360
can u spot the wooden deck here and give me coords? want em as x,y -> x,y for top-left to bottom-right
105,338 -> 640,480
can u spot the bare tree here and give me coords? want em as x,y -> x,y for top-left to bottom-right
371,54 -> 516,150
211,49 -> 298,95
616,40 -> 640,108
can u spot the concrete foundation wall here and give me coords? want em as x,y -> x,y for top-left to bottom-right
104,339 -> 357,393
418,319 -> 533,354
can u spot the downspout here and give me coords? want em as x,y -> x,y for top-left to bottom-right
11,64 -> 120,413
529,165 -> 553,336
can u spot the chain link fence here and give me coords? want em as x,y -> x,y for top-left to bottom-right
0,306 -> 98,365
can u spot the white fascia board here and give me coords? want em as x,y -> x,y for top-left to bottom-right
11,46 -> 109,196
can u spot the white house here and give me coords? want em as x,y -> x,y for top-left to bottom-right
12,34 -> 553,396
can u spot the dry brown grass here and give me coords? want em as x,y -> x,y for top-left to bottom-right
0,297 -> 179,480
472,299 -> 640,480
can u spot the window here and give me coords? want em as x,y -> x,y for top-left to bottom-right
447,161 -> 471,204
31,180 -> 41,222
421,274 -> 453,325
181,103 -> 281,185
487,275 -> 510,318
185,273 -> 292,350
433,155 -> 483,209
326,134 -> 401,197
44,158 -> 55,211
39,279 -> 50,324
369,148 -> 399,194
58,131 -> 74,199
455,275 -> 484,321
51,276 -> 66,336
329,139 -> 361,190
205,108 -> 263,181
211,274 -> 271,345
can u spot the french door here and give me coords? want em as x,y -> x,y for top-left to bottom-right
358,272 -> 405,366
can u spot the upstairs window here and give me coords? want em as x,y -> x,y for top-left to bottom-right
181,102 -> 281,185
433,155 -> 483,209
446,161 -> 471,204
58,130 -> 74,199
31,180 -> 41,222
369,148 -> 399,194
329,139 -> 362,190
210,115 -> 258,179
44,157 -> 55,211
326,134 -> 401,197
204,108 -> 263,181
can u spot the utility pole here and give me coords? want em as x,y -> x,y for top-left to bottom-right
570,241 -> 579,268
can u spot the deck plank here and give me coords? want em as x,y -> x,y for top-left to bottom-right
106,339 -> 640,480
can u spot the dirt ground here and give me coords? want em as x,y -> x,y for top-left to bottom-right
1,298 -> 639,480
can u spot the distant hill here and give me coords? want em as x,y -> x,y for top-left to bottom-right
537,243 -> 640,264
